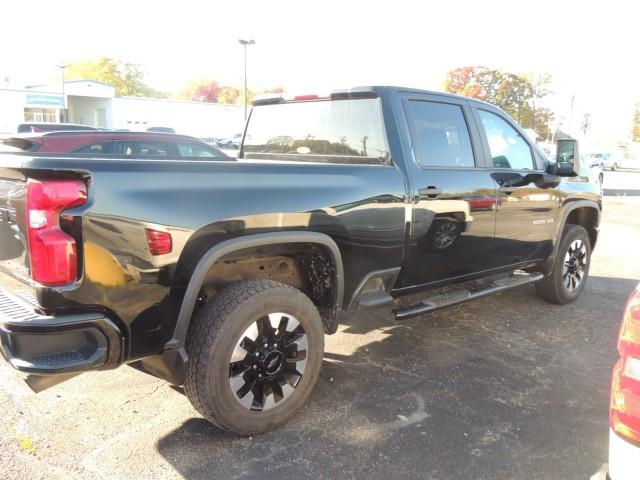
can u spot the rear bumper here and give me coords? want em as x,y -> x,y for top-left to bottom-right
0,288 -> 123,378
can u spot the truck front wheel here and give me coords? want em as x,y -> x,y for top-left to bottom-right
185,280 -> 324,435
536,224 -> 591,304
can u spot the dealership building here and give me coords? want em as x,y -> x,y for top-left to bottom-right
0,80 -> 245,138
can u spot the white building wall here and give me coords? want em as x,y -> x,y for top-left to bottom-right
68,97 -> 112,127
111,97 -> 245,138
0,89 -> 32,133
64,80 -> 115,99
0,83 -> 246,138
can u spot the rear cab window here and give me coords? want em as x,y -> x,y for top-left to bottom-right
242,97 -> 390,165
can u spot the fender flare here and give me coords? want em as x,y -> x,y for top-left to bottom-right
165,231 -> 344,350
543,199 -> 601,274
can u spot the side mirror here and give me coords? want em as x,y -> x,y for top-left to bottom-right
550,139 -> 578,176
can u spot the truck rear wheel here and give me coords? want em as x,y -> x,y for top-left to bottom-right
184,279 -> 324,435
536,224 -> 591,304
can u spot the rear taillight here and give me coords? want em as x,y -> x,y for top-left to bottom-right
611,285 -> 640,444
27,179 -> 87,286
145,228 -> 172,256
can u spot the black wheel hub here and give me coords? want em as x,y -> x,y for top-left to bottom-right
434,222 -> 458,249
229,313 -> 307,411
262,350 -> 284,375
562,240 -> 587,292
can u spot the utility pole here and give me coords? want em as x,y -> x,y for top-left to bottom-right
568,94 -> 575,134
238,39 -> 255,121
56,63 -> 67,123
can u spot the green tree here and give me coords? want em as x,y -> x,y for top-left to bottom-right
527,73 -> 551,125
217,86 -> 241,104
444,66 -> 553,139
493,72 -> 533,122
444,66 -> 532,116
237,89 -> 255,106
632,103 -> 640,142
520,107 -> 555,142
65,57 -> 165,97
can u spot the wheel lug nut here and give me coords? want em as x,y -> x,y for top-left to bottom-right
264,343 -> 268,349
252,364 -> 257,369
255,352 -> 260,357
258,373 -> 263,378
273,343 -> 277,348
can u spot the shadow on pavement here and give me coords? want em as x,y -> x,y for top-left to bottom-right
156,275 -> 636,480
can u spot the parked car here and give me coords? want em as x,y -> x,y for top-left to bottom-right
587,151 -> 621,171
217,133 -> 243,149
0,86 -> 601,435
580,155 -> 604,184
17,122 -> 98,133
608,284 -> 640,480
0,131 -> 228,158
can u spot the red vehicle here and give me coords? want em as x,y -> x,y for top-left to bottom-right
1,131 -> 228,158
608,284 -> 640,480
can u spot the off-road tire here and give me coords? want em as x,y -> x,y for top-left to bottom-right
185,279 -> 324,435
536,224 -> 591,305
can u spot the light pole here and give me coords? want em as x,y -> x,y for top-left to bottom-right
238,38 -> 255,121
56,63 -> 67,123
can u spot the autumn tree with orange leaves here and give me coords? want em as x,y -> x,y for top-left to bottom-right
444,66 -> 554,140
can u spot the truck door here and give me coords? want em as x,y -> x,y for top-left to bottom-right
399,95 -> 497,288
472,107 -> 559,268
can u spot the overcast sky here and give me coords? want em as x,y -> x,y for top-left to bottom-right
2,0 -> 638,142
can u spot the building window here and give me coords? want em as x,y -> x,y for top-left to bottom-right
24,108 -> 58,123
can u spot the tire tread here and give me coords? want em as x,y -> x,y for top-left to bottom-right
536,224 -> 590,305
184,279 -> 314,433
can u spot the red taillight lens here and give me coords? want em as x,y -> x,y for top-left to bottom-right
145,229 -> 172,256
27,179 -> 87,286
611,285 -> 640,444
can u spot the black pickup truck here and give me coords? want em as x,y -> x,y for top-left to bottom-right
0,86 -> 601,434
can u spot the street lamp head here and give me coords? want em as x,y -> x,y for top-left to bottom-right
238,39 -> 256,45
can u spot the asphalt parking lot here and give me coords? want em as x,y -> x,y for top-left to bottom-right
1,194 -> 640,480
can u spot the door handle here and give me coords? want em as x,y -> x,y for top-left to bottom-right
418,186 -> 442,199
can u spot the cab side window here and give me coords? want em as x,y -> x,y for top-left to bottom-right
71,141 -> 113,154
117,141 -> 173,156
478,110 -> 534,170
407,100 -> 475,168
177,142 -> 217,157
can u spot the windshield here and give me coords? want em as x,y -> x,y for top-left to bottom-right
243,98 -> 389,164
